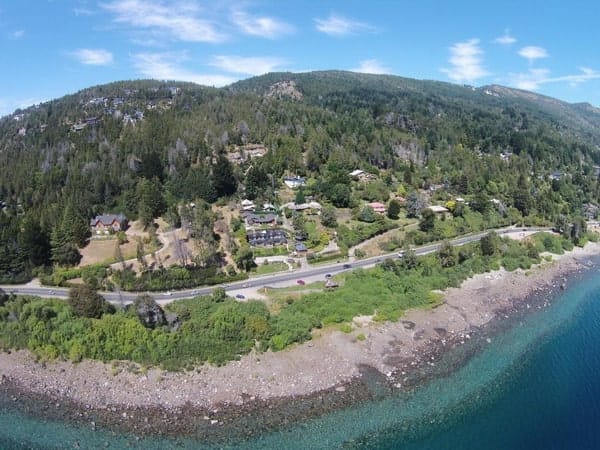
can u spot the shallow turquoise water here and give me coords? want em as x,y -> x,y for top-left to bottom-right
2,265 -> 600,449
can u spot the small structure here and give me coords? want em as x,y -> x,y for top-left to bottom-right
427,205 -> 449,217
262,202 -> 276,211
325,279 -> 339,289
283,176 -> 306,189
295,242 -> 308,253
349,169 -> 376,182
241,199 -> 256,211
367,202 -> 387,214
90,214 -> 128,234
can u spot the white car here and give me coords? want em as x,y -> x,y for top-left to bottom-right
165,291 -> 172,296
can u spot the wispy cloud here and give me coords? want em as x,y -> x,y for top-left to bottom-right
231,10 -> 294,39
102,0 -> 226,43
73,7 -> 95,16
69,48 -> 114,65
441,38 -> 489,83
510,67 -> 600,90
518,46 -> 549,62
209,55 -> 287,76
494,30 -> 516,45
10,30 -> 25,40
132,52 -> 237,86
351,59 -> 390,74
314,14 -> 375,37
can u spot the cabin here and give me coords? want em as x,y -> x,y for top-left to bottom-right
283,176 -> 306,189
90,214 -> 128,234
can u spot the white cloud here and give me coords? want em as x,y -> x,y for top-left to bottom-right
231,10 -> 294,39
509,67 -> 600,90
494,30 -> 516,45
132,52 -> 237,86
102,0 -> 226,43
69,48 -> 114,65
510,68 -> 551,90
441,39 -> 489,83
518,46 -> 549,62
209,55 -> 287,76
73,7 -> 95,16
10,30 -> 25,39
351,59 -> 390,74
314,14 -> 374,37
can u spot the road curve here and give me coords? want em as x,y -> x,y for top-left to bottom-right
0,226 -> 550,305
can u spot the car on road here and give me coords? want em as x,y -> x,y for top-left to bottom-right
165,291 -> 172,296
342,263 -> 351,269
297,279 -> 306,285
243,283 -> 249,288
398,251 -> 405,258
325,273 -> 332,278
235,294 -> 245,299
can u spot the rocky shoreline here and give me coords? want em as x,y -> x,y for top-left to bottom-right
0,243 -> 599,444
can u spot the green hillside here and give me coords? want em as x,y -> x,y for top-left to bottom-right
1,71 -> 599,283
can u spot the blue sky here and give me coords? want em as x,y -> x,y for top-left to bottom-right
2,0 -> 600,116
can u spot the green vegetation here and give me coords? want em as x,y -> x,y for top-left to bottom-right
0,232 -> 578,369
252,261 -> 289,276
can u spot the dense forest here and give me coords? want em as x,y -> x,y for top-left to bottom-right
1,71 -> 600,283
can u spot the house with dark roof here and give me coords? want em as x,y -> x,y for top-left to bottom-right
245,213 -> 279,226
247,228 -> 288,246
90,214 -> 128,235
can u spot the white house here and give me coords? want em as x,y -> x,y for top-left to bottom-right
283,176 -> 306,189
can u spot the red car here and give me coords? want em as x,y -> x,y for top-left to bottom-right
296,279 -> 306,285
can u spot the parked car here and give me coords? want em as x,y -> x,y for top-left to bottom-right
296,279 -> 306,285
325,273 -> 332,278
235,294 -> 245,299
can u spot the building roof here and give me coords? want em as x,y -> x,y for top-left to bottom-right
241,199 -> 255,206
427,205 -> 449,213
367,202 -> 386,209
295,243 -> 307,252
349,169 -> 365,177
90,213 -> 127,226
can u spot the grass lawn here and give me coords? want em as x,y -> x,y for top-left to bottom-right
251,261 -> 289,276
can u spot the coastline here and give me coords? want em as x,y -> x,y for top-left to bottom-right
1,242 -> 600,442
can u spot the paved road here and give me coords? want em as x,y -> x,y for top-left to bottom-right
0,226 -> 549,305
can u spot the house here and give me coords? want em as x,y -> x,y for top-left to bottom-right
349,169 -> 376,182
549,171 -> 563,181
247,228 -> 287,246
282,201 -> 322,214
245,213 -> 279,226
283,176 -> 306,189
427,205 -> 449,217
367,202 -> 387,214
241,199 -> 256,211
262,203 -> 276,211
90,214 -> 128,234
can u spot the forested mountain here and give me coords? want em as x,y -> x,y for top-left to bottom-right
1,70 -> 599,282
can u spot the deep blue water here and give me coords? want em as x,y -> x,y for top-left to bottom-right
2,264 -> 600,449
